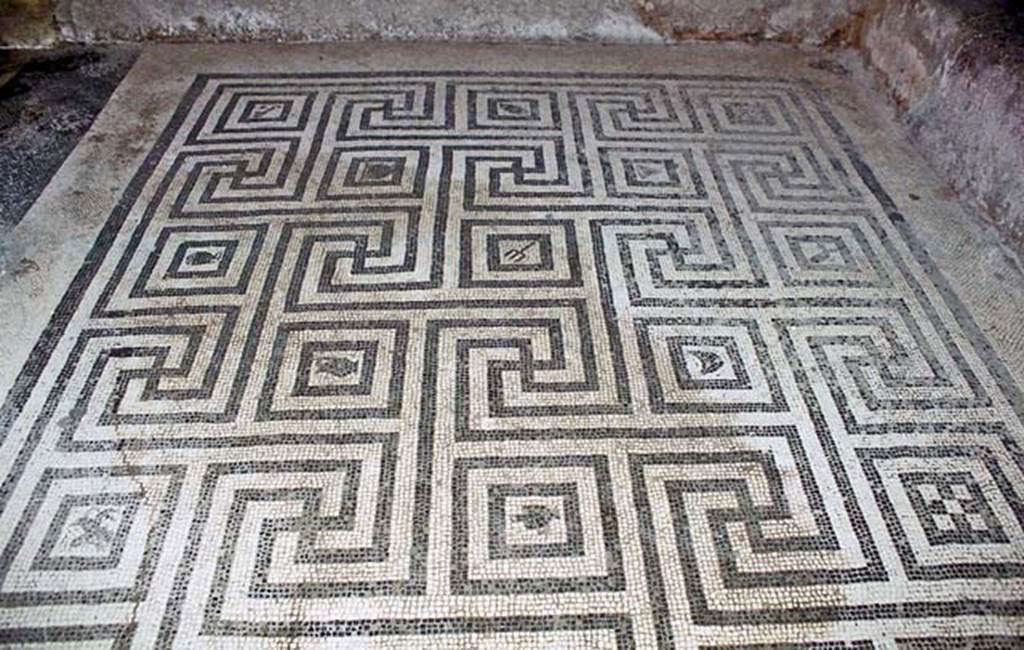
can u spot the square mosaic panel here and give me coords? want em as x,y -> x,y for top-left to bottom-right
0,72 -> 1022,647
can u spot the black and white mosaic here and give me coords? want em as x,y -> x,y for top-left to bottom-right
0,72 -> 1022,647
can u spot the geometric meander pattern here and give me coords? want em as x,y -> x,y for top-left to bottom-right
0,72 -> 1022,648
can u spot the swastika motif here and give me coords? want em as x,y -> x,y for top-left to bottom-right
0,72 -> 1022,647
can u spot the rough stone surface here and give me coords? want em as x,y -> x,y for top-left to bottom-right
0,43 -> 1023,646
52,0 -> 665,44
637,0 -> 872,44
859,0 -> 1024,248
0,0 -> 57,47
8,0 -> 875,46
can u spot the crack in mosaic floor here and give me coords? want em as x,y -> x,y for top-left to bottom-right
1,70 -> 1023,647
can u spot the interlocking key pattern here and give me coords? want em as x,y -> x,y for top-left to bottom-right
0,72 -> 1022,648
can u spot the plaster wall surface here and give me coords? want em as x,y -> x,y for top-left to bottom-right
860,0 -> 1024,247
52,0 -> 666,44
0,0 -> 57,46
637,0 -> 872,43
40,0 -> 873,46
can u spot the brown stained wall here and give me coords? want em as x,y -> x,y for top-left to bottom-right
5,0 -> 879,46
49,0 -> 666,44
635,0 -> 873,44
859,0 -> 1024,248
0,0 -> 56,47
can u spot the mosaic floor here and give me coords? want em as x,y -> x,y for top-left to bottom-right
1,45 -> 1023,647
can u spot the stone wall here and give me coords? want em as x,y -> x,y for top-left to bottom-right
636,0 -> 872,44
0,0 -> 57,46
859,0 -> 1024,248
4,0 -> 880,46
50,0 -> 665,44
